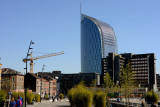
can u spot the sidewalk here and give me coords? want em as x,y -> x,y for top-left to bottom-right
26,98 -> 70,107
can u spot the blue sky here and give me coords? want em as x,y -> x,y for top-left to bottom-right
0,0 -> 160,74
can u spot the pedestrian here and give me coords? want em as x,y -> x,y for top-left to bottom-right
10,97 -> 16,107
151,102 -> 156,107
110,103 -> 113,107
16,96 -> 22,107
57,95 -> 59,101
18,95 -> 23,107
52,96 -> 54,102
141,101 -> 145,107
117,97 -> 120,102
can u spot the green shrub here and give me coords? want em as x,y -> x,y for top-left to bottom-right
145,91 -> 159,104
145,91 -> 152,102
59,94 -> 64,99
11,92 -> 25,103
35,94 -> 40,102
26,92 -> 34,104
11,92 -> 18,100
74,89 -> 92,107
0,90 -> 7,103
68,88 -> 76,106
68,82 -> 93,107
94,92 -> 106,107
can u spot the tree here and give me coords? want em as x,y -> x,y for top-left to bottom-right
103,72 -> 114,107
1,77 -> 12,93
120,63 -> 136,106
90,79 -> 97,92
103,72 -> 113,89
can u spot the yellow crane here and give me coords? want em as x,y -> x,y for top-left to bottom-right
23,51 -> 64,73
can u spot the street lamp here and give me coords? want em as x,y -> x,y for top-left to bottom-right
24,40 -> 34,107
40,64 -> 45,103
0,58 -> 2,90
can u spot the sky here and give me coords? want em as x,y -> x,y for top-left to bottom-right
0,0 -> 160,74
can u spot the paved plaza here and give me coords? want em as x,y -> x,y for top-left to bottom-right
26,99 -> 70,107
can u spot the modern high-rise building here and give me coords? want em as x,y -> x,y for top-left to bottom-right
81,14 -> 118,74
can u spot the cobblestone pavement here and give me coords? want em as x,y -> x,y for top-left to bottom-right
26,99 -> 70,107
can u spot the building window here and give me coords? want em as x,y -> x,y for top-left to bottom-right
53,87 -> 56,91
12,83 -> 15,89
12,77 -> 15,82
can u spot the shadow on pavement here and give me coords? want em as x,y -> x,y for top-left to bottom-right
58,106 -> 71,107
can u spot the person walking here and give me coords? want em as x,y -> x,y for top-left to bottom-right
141,101 -> 145,107
151,102 -> 156,107
16,96 -> 22,107
10,97 -> 16,107
18,95 -> 23,107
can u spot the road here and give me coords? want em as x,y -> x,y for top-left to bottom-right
26,99 -> 70,107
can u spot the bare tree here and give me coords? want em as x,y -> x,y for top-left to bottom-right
1,77 -> 12,93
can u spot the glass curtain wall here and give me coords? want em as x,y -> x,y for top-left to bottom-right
81,14 -> 118,74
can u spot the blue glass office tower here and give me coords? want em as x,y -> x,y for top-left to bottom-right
81,14 -> 118,74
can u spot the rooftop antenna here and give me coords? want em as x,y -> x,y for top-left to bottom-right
80,0 -> 82,21
80,0 -> 82,15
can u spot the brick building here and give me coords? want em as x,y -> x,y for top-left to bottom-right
25,73 -> 57,97
1,68 -> 24,92
37,71 -> 100,95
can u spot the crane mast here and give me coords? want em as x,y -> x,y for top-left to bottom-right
23,51 -> 64,73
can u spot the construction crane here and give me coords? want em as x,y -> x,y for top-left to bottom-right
23,51 -> 64,73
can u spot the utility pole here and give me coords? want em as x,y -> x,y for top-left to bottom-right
40,64 -> 45,102
24,40 -> 34,107
49,79 -> 50,98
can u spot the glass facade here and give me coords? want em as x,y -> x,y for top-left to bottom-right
81,14 -> 118,74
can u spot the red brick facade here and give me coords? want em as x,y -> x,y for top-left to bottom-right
41,78 -> 57,97
1,68 -> 24,92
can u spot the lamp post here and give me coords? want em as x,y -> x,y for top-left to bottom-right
0,58 -> 2,90
24,40 -> 34,107
40,64 -> 45,103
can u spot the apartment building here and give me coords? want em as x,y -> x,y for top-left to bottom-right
1,68 -> 24,92
25,73 -> 57,97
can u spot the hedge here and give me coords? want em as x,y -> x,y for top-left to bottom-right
68,82 -> 93,107
26,92 -> 34,104
11,92 -> 25,103
145,91 -> 159,104
59,93 -> 64,99
93,92 -> 106,107
35,94 -> 40,102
